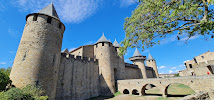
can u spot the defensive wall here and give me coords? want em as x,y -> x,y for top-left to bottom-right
118,75 -> 214,97
55,53 -> 99,100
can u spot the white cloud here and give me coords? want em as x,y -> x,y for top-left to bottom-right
9,51 -> 16,54
183,60 -> 190,63
12,0 -> 103,23
120,0 -> 137,7
169,70 -> 173,74
143,49 -> 149,53
69,47 -> 76,51
0,62 -> 6,65
159,66 -> 166,69
171,67 -> 176,69
159,35 -> 177,45
178,64 -> 185,67
8,28 -> 20,38
180,35 -> 199,42
84,41 -> 94,45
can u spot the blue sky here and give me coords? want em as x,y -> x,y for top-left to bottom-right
0,0 -> 214,74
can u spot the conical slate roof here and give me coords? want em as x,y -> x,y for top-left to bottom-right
39,3 -> 59,19
147,53 -> 154,60
113,39 -> 121,47
62,48 -> 69,53
132,48 -> 142,57
96,33 -> 110,43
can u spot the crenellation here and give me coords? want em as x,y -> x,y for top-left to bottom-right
11,3 -> 159,100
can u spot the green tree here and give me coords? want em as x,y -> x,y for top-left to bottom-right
0,67 -> 12,91
120,0 -> 214,54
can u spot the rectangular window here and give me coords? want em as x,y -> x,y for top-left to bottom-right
47,17 -> 52,24
33,14 -> 38,21
189,64 -> 192,68
59,23 -> 62,29
102,43 -> 104,46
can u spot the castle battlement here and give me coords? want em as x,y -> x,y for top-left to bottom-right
61,53 -> 98,64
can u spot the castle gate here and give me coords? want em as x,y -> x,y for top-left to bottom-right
118,75 -> 214,97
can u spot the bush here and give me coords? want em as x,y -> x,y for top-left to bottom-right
0,85 -> 48,100
0,67 -> 12,91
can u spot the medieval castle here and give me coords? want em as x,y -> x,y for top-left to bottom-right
9,3 -> 159,100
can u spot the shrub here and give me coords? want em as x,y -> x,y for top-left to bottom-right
0,85 -> 48,100
0,67 -> 12,91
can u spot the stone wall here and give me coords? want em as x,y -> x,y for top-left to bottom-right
83,45 -> 94,58
70,47 -> 83,56
55,53 -> 99,100
125,67 -> 141,79
146,68 -> 156,78
181,91 -> 214,100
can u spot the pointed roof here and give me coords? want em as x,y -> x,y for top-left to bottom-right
133,48 -> 142,57
147,53 -> 154,60
96,33 -> 110,43
62,48 -> 69,53
113,39 -> 121,47
39,3 -> 59,19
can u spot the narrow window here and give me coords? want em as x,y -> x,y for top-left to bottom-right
102,43 -> 104,46
33,14 -> 38,21
58,23 -> 62,29
47,17 -> 52,24
96,44 -> 98,48
194,58 -> 197,63
189,64 -> 192,68
109,43 -> 111,47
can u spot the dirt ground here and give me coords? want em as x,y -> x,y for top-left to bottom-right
89,95 -> 180,100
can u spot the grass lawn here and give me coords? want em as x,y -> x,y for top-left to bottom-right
146,83 -> 195,95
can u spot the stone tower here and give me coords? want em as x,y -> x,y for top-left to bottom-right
94,34 -> 115,96
10,3 -> 65,99
146,53 -> 159,78
129,48 -> 147,79
113,39 -> 125,80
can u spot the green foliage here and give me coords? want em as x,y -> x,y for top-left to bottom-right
0,85 -> 48,100
174,73 -> 180,77
114,91 -> 122,96
0,67 -> 12,91
120,0 -> 214,55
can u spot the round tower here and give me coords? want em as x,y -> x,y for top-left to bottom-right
146,53 -> 159,78
129,48 -> 147,79
10,3 -> 65,99
94,34 -> 115,96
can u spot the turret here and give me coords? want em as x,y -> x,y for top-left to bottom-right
10,3 -> 65,99
129,48 -> 147,79
146,53 -> 159,78
94,33 -> 115,96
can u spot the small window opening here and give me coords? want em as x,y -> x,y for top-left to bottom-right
189,64 -> 192,68
33,14 -> 38,21
47,17 -> 52,24
58,23 -> 62,29
102,43 -> 104,46
194,58 -> 197,63
96,44 -> 98,48
201,56 -> 204,59
109,43 -> 111,47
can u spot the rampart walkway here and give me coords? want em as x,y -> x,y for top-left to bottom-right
118,75 -> 214,97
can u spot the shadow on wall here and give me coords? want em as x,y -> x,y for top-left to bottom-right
99,74 -> 114,97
